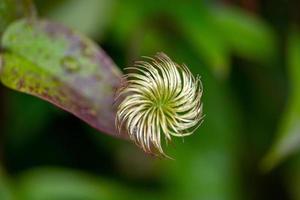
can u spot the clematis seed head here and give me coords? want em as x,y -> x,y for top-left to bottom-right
115,52 -> 203,157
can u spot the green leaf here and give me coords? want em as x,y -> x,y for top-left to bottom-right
262,30 -> 300,170
288,156 -> 300,200
0,167 -> 14,200
35,0 -> 115,38
16,168 -> 115,200
182,18 -> 230,79
0,19 -> 123,136
0,0 -> 17,34
16,168 -> 159,200
174,4 -> 230,79
0,0 -> 36,35
213,6 -> 277,62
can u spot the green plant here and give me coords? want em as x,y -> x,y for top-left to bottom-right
0,0 -> 203,156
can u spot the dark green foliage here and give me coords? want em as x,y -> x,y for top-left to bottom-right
0,0 -> 299,200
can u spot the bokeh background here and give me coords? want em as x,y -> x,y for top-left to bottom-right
1,0 -> 300,199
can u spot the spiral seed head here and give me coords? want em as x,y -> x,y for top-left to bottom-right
115,53 -> 203,157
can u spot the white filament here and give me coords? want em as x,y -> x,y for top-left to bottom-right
115,53 -> 203,157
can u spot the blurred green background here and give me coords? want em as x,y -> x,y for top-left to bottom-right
1,0 -> 300,199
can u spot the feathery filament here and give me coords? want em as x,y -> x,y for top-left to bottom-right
115,53 -> 203,157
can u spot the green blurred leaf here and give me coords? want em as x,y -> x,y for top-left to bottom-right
213,6 -> 277,62
0,0 -> 17,34
16,168 -> 160,200
262,30 -> 300,170
36,0 -> 115,38
109,0 -> 147,45
173,4 -> 277,79
0,0 -> 36,34
0,19 -> 123,136
174,4 -> 230,79
288,156 -> 300,200
0,167 -> 14,200
16,168 -> 114,200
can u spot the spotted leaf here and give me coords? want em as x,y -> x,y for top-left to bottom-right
0,19 -> 123,136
